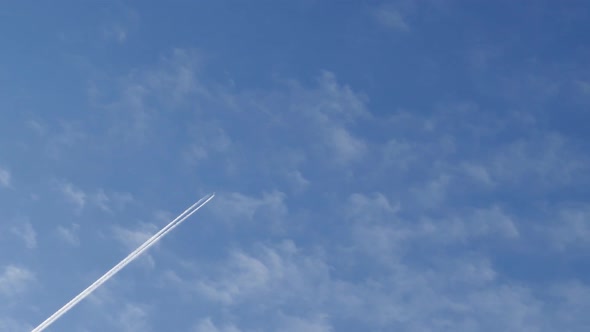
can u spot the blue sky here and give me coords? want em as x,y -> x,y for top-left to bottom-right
1,1 -> 590,331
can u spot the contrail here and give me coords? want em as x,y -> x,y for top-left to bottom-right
31,193 -> 215,332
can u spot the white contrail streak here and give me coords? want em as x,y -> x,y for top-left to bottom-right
31,193 -> 215,332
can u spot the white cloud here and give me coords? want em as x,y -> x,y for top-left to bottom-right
310,71 -> 369,122
26,119 -> 47,135
549,280 -> 590,326
382,139 -> 418,170
191,70 -> 370,172
0,265 -> 35,297
544,205 -> 590,250
295,72 -> 370,165
347,193 -> 520,268
56,180 -> 134,213
159,215 -> 590,332
24,118 -> 86,157
97,48 -> 208,143
0,167 -> 11,188
167,236 -> 550,330
467,45 -> 504,71
278,314 -> 333,332
348,192 -> 400,222
57,223 -> 80,247
410,174 -> 451,209
94,52 -> 371,186
94,189 -> 112,212
326,258 -> 542,330
462,162 -> 494,186
102,24 -> 129,43
112,223 -> 157,249
489,134 -> 586,187
210,191 -> 287,226
326,126 -> 366,164
0,317 -> 32,331
83,282 -> 154,331
184,126 -> 232,166
184,144 -> 209,164
193,318 -> 241,332
92,189 -> 135,212
112,223 -> 159,269
11,221 -> 37,249
470,205 -> 520,239
376,102 -> 588,204
575,80 -> 590,97
347,193 -> 405,261
45,121 -> 87,158
100,7 -> 139,44
115,303 -> 151,332
148,48 -> 208,102
374,6 -> 409,31
174,240 -> 329,308
286,170 -> 310,192
195,251 -> 273,305
59,181 -> 87,210
412,206 -> 521,243
71,48 -> 590,330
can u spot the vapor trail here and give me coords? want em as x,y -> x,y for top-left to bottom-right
31,193 -> 215,332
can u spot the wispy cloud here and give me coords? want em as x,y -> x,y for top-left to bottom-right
373,6 -> 409,31
59,181 -> 87,211
286,170 -> 310,192
164,234 -> 554,330
0,166 -> 11,188
0,317 -> 32,331
95,48 -> 208,143
56,223 -> 81,247
30,51 -> 590,330
33,120 -> 87,158
348,192 -> 519,260
193,318 -> 241,332
112,223 -> 159,269
93,189 -> 135,213
0,265 -> 35,297
168,240 -> 327,307
102,24 -> 129,43
183,127 -> 232,166
85,284 -> 153,332
11,220 -> 37,249
114,303 -> 151,332
576,80 -> 590,96
1,1 -> 589,330
327,126 -> 367,164
461,162 -> 495,186
95,52 -> 371,176
100,7 -> 139,44
112,223 -> 158,251
209,191 -> 287,228
543,205 -> 590,251
277,314 -> 333,332
56,180 -> 134,213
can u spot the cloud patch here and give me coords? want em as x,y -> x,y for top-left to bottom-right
210,191 -> 287,227
0,265 -> 35,297
10,220 -> 37,249
57,223 -> 81,247
373,6 -> 409,31
112,222 -> 159,269
0,167 -> 11,188
59,181 -> 87,211
193,318 -> 241,332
